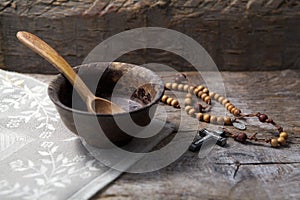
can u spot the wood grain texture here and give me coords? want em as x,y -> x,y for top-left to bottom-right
29,69 -> 300,200
0,0 -> 299,73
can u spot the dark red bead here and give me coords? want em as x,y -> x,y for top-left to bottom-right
258,114 -> 268,122
266,118 -> 273,123
235,132 -> 247,143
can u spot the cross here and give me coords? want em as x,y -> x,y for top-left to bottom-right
189,128 -> 227,152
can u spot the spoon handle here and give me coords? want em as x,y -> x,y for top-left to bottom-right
16,31 -> 94,102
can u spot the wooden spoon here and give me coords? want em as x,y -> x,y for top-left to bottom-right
16,31 -> 124,114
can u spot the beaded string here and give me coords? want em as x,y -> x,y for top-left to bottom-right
160,74 -> 288,148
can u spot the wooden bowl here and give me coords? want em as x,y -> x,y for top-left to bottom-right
48,62 -> 164,148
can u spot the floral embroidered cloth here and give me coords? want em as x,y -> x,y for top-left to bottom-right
0,69 -> 172,200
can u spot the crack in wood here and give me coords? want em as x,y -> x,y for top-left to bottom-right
216,160 -> 300,178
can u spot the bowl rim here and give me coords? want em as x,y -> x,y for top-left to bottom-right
47,62 -> 165,117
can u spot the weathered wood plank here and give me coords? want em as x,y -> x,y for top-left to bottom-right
28,69 -> 300,199
0,0 -> 299,73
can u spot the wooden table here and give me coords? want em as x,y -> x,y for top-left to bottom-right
30,69 -> 300,200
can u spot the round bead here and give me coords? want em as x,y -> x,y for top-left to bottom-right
197,85 -> 204,91
203,114 -> 211,123
222,99 -> 229,105
279,132 -> 288,139
171,99 -> 179,107
171,83 -> 178,90
266,118 -> 274,123
258,114 -> 268,122
197,91 -> 203,98
177,84 -> 184,91
209,92 -> 215,98
210,115 -> 217,124
193,88 -> 200,95
201,93 -> 207,99
202,88 -> 209,93
204,96 -> 211,103
233,109 -> 241,116
161,95 -> 168,102
188,86 -> 195,92
224,117 -> 232,125
183,84 -> 189,92
188,108 -> 196,117
218,96 -> 225,103
185,105 -> 193,113
217,117 -> 224,125
277,137 -> 286,145
196,113 -> 204,121
165,83 -> 172,89
184,98 -> 192,105
166,97 -> 173,105
229,107 -> 236,114
271,138 -> 279,147
225,103 -> 232,109
214,93 -> 220,100
227,105 -> 234,111
186,93 -> 193,98
235,133 -> 247,143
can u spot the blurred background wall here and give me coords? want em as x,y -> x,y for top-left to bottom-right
0,0 -> 299,73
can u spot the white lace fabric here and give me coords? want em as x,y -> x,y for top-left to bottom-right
0,69 -> 172,200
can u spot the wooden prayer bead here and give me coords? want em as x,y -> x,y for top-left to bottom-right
271,138 -> 279,147
204,96 -> 211,104
196,113 -> 203,121
188,86 -> 195,92
183,84 -> 189,92
277,137 -> 286,145
165,83 -> 171,89
184,98 -> 192,105
222,99 -> 229,105
161,95 -> 168,102
280,132 -> 288,139
203,114 -> 210,123
186,93 -> 193,98
197,91 -> 203,98
217,117 -> 224,125
225,103 -> 232,109
227,105 -> 234,112
233,109 -> 241,116
178,84 -> 184,91
197,85 -> 204,91
171,99 -> 179,107
193,88 -> 200,95
224,117 -> 232,125
214,93 -> 220,100
185,105 -> 193,113
171,83 -> 178,90
200,93 -> 207,99
209,92 -> 215,98
210,115 -> 217,124
230,107 -> 237,114
166,97 -> 173,105
218,96 -> 225,103
202,88 -> 209,93
188,108 -> 196,117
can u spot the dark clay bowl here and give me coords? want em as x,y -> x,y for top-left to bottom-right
48,62 -> 164,148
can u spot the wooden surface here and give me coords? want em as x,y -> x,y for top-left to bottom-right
29,69 -> 300,200
1,0 -> 300,73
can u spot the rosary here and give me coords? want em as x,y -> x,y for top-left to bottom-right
160,73 -> 288,149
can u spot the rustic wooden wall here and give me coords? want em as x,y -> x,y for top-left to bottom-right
0,0 -> 299,73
